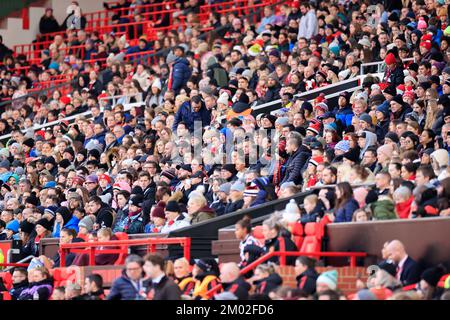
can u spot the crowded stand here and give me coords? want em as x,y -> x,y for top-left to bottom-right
0,0 -> 449,301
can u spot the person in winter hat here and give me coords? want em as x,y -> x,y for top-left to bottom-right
316,270 -> 338,293
419,265 -> 447,299
78,215 -> 95,235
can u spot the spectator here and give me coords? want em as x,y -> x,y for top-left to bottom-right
39,8 -> 60,35
316,270 -> 338,294
143,253 -> 181,300
331,182 -> 359,223
18,267 -> 53,300
9,268 -> 29,300
107,254 -> 146,300
297,2 -> 318,40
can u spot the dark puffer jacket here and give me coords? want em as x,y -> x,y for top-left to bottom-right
171,57 -> 191,94
107,270 -> 146,300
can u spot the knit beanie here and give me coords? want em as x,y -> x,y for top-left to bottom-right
421,265 -> 446,287
335,140 -> 350,153
316,270 -> 338,290
78,215 -> 95,232
377,144 -> 394,160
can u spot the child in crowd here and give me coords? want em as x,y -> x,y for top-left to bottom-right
301,194 -> 324,224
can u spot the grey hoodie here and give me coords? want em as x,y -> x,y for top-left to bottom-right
359,131 -> 378,160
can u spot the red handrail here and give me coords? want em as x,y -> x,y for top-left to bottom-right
206,250 -> 367,298
59,237 -> 191,267
0,263 -> 29,267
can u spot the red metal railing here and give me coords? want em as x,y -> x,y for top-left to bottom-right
60,237 -> 191,267
206,250 -> 367,298
85,1 -> 176,29
0,263 -> 29,268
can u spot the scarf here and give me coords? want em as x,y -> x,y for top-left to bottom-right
124,208 -> 142,231
395,196 -> 414,219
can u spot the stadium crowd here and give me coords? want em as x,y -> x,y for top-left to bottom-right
0,0 -> 449,300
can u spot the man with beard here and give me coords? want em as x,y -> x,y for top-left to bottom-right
259,74 -> 281,104
280,134 -> 309,185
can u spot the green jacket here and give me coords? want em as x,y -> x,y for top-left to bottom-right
371,197 -> 397,220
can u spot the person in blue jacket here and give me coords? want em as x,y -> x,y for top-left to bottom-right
332,182 -> 359,223
334,91 -> 354,129
52,206 -> 79,238
170,45 -> 192,95
107,255 -> 147,300
172,95 -> 211,132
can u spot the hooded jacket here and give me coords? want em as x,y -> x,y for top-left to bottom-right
253,272 -> 283,296
359,131 -> 378,160
172,101 -> 212,132
371,195 -> 396,220
171,57 -> 192,94
335,105 -> 354,129
188,205 -> 216,225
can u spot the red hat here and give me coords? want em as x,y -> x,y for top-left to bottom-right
307,122 -> 321,135
314,93 -> 327,104
396,84 -> 406,93
60,96 -> 71,105
152,206 -> 166,219
315,102 -> 328,112
421,34 -> 432,42
309,156 -> 324,167
292,0 -> 300,8
403,90 -> 415,100
384,53 -> 396,65
420,41 -> 431,51
98,174 -> 111,184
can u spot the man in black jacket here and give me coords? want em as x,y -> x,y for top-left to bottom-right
139,171 -> 156,224
143,253 -> 181,300
88,196 -> 115,229
281,134 -> 309,185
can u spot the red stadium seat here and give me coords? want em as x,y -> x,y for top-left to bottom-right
300,223 -> 323,257
288,222 -> 304,249
0,272 -> 12,291
2,291 -> 11,300
113,232 -> 129,265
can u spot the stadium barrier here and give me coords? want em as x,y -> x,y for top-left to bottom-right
205,250 -> 367,298
60,237 -> 191,267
